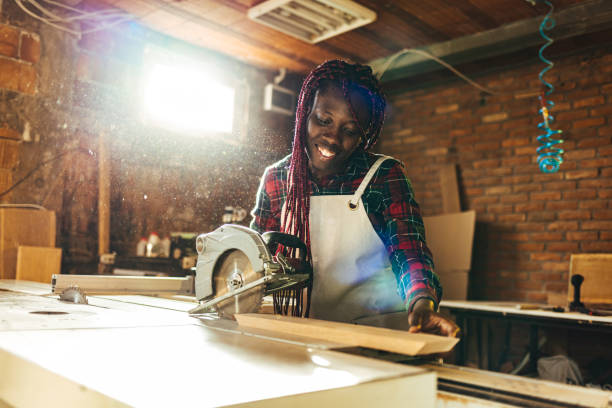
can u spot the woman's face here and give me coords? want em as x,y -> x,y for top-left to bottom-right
306,84 -> 371,179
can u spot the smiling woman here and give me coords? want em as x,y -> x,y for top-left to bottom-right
249,59 -> 459,337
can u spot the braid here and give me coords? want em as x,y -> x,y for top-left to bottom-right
281,60 -> 386,259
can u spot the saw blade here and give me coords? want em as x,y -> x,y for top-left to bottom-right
213,249 -> 264,319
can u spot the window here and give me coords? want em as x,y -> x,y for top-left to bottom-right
142,46 -> 236,136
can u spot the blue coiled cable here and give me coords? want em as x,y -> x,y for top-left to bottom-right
535,0 -> 564,173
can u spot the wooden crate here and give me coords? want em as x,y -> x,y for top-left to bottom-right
0,209 -> 56,279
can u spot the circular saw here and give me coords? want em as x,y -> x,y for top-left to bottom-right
189,224 -> 311,319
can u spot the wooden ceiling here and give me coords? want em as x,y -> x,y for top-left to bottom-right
97,0 -> 596,75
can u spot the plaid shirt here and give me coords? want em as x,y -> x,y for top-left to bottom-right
250,149 -> 442,312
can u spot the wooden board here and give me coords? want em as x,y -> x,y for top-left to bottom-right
0,209 -> 56,279
51,274 -> 194,296
568,254 -> 612,305
235,314 -> 458,356
16,246 -> 62,284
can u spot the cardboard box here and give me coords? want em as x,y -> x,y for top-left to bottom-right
0,209 -> 56,279
423,210 -> 476,300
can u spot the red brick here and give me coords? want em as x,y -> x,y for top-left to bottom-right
475,141 -> 500,151
565,169 -> 599,180
475,177 -> 502,186
582,221 -> 612,230
488,204 -> 513,213
566,231 -> 598,240
558,210 -> 591,220
542,261 -> 570,271
0,58 -> 37,94
546,201 -> 577,211
591,105 -> 612,117
19,32 -> 40,64
531,232 -> 564,241
601,231 -> 612,240
556,109 -> 588,122
502,156 -> 531,166
471,196 -> 499,205
513,184 -> 541,193
435,104 -> 458,114
498,213 -> 526,222
563,189 -> 597,200
577,137 -> 611,149
547,242 -> 579,251
573,95 -> 605,108
579,157 -> 612,168
593,210 -> 612,220
533,172 -> 563,183
573,117 -> 605,129
0,127 -> 20,140
599,189 -> 612,199
515,243 -> 545,251
531,191 -> 561,201
486,185 -> 511,195
545,282 -> 568,292
528,212 -> 556,222
0,24 -> 19,58
579,200 -> 607,210
500,232 -> 529,241
515,202 -> 545,212
465,187 -> 484,196
548,221 -> 578,231
501,193 -> 528,203
544,180 -> 576,190
581,241 -> 612,252
564,149 -> 596,160
473,159 -> 500,169
516,280 -> 543,290
597,145 -> 612,156
503,175 -> 532,184
530,252 -> 562,261
579,179 -> 612,189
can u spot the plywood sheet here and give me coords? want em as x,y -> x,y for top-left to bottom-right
422,211 -> 476,271
235,314 -> 458,356
568,254 -> 612,305
16,246 -> 61,283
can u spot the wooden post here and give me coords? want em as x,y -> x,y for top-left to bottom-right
98,132 -> 110,256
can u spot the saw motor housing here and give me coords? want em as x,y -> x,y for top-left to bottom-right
191,224 -> 311,316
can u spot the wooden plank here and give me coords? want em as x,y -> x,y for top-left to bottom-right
16,246 -> 62,284
51,274 -> 194,296
370,0 -> 612,82
439,164 -> 461,214
235,314 -> 458,356
568,254 -> 612,305
98,131 -> 110,256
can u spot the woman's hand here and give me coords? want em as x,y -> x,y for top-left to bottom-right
408,298 -> 460,337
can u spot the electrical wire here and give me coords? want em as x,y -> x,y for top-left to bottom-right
12,0 -> 133,37
375,47 -> 503,95
0,147 -> 94,199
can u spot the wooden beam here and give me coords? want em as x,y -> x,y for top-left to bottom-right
98,131 -> 110,256
371,0 -> 612,83
51,274 -> 194,296
235,314 -> 458,356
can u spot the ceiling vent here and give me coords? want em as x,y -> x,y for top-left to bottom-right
248,0 -> 376,44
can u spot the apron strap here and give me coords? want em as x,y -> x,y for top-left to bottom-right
348,155 -> 393,208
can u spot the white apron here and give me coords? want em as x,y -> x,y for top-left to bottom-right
308,155 -> 410,330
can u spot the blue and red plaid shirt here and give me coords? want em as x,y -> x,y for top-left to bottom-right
250,149 -> 442,312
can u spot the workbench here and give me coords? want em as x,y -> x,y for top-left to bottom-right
2,280 -> 610,407
440,300 -> 612,373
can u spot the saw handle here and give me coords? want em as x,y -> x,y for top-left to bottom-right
262,231 -> 307,261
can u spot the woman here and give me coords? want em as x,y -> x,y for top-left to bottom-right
251,60 -> 458,337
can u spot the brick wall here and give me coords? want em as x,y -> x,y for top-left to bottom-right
379,44 -> 612,302
0,22 -> 40,201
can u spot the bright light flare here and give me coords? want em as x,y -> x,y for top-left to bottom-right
143,64 -> 235,134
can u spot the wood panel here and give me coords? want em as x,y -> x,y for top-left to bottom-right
16,246 -> 62,284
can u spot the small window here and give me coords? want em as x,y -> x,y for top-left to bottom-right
141,46 -> 235,136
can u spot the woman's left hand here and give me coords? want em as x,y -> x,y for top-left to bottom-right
408,298 -> 460,337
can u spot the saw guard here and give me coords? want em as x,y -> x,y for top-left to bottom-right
194,224 -> 274,301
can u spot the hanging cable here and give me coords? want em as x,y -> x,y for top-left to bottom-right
533,0 -> 564,173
